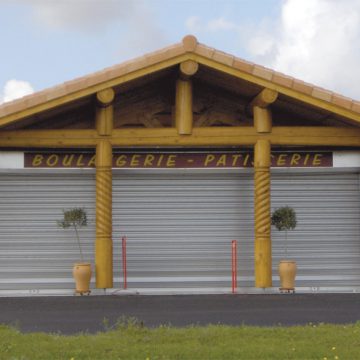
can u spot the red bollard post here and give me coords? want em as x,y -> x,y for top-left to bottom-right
231,240 -> 237,294
122,236 -> 127,289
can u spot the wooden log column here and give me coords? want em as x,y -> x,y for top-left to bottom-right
95,88 -> 115,289
175,60 -> 198,135
254,139 -> 272,287
252,88 -> 278,288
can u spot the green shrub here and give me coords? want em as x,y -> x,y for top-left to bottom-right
271,206 -> 297,257
57,208 -> 88,261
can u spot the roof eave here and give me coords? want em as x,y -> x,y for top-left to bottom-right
1,35 -> 360,129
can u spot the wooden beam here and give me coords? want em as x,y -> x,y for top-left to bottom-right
1,126 -> 360,148
96,88 -> 115,105
254,107 -> 272,133
180,60 -> 199,78
175,78 -> 193,135
0,129 -> 99,148
96,88 -> 115,136
111,127 -> 257,146
274,126 -> 360,137
111,126 -> 360,147
250,89 -> 276,133
250,88 -> 278,109
174,60 -> 198,135
271,127 -> 360,146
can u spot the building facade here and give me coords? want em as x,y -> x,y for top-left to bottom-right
1,35 -> 360,294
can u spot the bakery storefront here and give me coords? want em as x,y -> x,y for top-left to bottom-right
1,35 -> 360,294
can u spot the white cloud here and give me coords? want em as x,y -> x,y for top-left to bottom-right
17,0 -> 135,31
207,17 -> 238,32
185,15 -> 239,34
185,16 -> 202,33
14,0 -> 167,60
0,80 -> 34,104
247,34 -> 275,57
246,0 -> 360,99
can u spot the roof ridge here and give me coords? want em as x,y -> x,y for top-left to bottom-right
0,35 -> 359,119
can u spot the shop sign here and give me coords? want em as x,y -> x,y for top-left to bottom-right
24,151 -> 333,168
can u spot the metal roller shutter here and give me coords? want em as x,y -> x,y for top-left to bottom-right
114,169 -> 360,291
113,170 -> 254,289
1,168 -> 358,293
271,171 -> 360,289
0,170 -> 95,292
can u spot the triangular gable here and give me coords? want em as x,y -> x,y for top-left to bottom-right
1,35 -> 360,129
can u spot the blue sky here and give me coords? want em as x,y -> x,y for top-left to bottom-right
1,0 -> 360,103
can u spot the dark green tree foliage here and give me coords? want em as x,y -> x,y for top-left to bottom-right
57,208 -> 87,262
271,206 -> 297,231
271,206 -> 297,258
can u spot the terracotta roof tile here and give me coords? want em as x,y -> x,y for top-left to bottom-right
351,100 -> 360,113
332,94 -> 353,110
45,84 -> 68,101
252,65 -> 273,81
292,79 -> 313,95
233,58 -> 254,74
144,46 -> 174,66
86,70 -> 111,87
1,101 -> 22,116
105,60 -> 135,79
113,64 -> 134,78
164,43 -> 185,58
25,91 -> 48,108
212,50 -> 234,67
0,104 -> 8,117
312,87 -> 333,102
182,35 -> 198,52
194,44 -> 215,58
272,73 -> 294,88
64,77 -> 89,94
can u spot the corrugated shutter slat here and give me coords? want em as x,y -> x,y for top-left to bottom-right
0,171 -> 96,290
113,172 -> 254,288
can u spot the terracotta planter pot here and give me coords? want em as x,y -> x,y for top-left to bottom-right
278,260 -> 297,290
73,263 -> 92,293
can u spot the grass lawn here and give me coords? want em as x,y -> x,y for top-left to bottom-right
0,319 -> 359,360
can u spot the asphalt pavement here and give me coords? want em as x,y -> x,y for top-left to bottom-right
0,293 -> 360,334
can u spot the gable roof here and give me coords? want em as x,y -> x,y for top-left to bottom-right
0,34 -> 360,128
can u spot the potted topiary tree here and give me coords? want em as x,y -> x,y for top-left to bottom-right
57,207 -> 91,295
271,206 -> 297,291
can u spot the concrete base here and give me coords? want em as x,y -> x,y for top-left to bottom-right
1,286 -> 360,297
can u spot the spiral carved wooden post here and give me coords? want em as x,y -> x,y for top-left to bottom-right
95,88 -> 114,289
254,139 -> 272,287
251,88 -> 277,288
